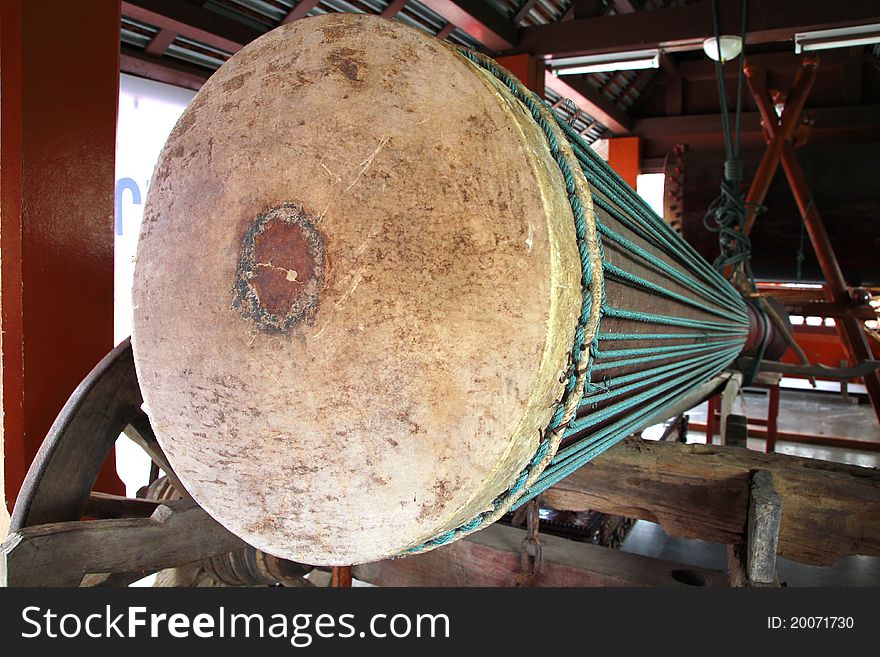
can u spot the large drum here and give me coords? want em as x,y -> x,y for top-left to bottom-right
132,13 -> 748,565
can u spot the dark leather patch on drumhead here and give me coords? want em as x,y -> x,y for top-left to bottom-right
233,203 -> 324,333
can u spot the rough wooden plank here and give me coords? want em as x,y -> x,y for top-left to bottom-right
354,523 -> 729,587
542,438 -> 880,566
748,470 -> 782,584
1,501 -> 247,587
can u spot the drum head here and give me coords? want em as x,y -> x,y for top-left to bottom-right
132,13 -> 581,565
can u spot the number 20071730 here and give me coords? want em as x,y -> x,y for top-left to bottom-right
768,617 -> 854,630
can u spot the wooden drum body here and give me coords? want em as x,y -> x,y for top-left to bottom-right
133,14 -> 747,566
133,14 -> 586,565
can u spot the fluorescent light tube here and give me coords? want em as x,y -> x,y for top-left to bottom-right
795,23 -> 880,53
550,49 -> 660,75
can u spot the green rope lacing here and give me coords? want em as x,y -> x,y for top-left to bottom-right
406,49 -> 601,553
702,0 -> 757,281
406,46 -> 748,553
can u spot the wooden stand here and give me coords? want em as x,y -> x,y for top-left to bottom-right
706,372 -> 781,452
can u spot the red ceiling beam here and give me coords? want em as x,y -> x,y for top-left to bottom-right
381,0 -> 409,19
545,72 -> 633,134
282,0 -> 321,24
121,0 -> 260,54
518,0 -> 880,59
143,27 -> 178,57
121,47 -> 210,91
435,23 -> 456,41
418,0 -> 517,52
675,49 -> 852,80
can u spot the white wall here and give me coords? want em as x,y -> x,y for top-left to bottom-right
115,74 -> 195,497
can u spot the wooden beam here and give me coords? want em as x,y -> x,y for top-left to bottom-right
664,73 -> 682,116
121,0 -> 260,54
435,23 -> 456,41
124,408 -> 192,500
418,0 -> 517,51
282,0 -> 321,24
1,501 -> 247,586
676,49 -> 851,81
144,27 -> 178,57
381,0 -> 409,18
513,0 -> 540,24
544,72 -> 632,134
121,48 -> 209,92
542,438 -> 880,566
632,105 -> 880,140
353,523 -> 729,587
779,140 -> 880,423
518,0 -> 880,58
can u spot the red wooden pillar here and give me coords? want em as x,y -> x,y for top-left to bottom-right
706,395 -> 719,445
1,0 -> 124,524
765,384 -> 780,453
495,54 -> 546,97
607,136 -> 641,189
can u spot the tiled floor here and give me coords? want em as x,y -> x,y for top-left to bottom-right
622,387 -> 880,586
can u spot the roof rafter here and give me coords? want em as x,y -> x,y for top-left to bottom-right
121,0 -> 259,54
418,0 -> 517,51
518,0 -> 880,58
544,72 -> 633,134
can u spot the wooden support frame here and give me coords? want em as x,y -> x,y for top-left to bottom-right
744,60 -> 880,424
747,470 -> 782,585
727,470 -> 783,587
353,523 -> 729,587
543,438 -> 880,566
1,501 -> 247,587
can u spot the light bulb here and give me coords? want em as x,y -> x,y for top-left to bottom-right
702,35 -> 743,63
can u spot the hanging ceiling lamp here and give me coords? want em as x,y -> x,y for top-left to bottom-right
702,35 -> 743,63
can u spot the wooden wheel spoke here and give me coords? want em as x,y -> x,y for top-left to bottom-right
10,339 -> 143,531
124,408 -> 192,501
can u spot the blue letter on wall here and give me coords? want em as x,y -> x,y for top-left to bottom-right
115,178 -> 142,236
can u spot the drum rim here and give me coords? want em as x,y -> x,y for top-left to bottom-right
405,48 -> 605,554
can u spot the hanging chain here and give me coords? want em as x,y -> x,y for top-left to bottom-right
515,497 -> 543,587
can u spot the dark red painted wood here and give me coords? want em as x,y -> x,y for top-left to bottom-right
1,0 -> 124,515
